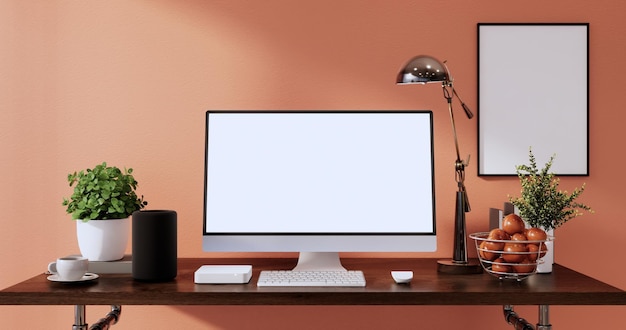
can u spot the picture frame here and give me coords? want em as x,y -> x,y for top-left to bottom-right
477,23 -> 589,176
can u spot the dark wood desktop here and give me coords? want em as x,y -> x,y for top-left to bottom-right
2,258 -> 625,328
3,258 -> 625,305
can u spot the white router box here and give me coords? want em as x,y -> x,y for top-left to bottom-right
194,265 -> 253,284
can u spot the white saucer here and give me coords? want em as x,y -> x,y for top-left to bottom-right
47,273 -> 99,283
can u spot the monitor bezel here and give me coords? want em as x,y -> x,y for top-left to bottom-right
203,110 -> 437,253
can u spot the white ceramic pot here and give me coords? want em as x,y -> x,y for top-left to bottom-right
537,228 -> 554,273
76,217 -> 129,261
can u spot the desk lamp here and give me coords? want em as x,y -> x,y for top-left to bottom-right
396,55 -> 481,274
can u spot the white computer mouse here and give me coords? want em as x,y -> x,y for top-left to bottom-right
391,271 -> 413,284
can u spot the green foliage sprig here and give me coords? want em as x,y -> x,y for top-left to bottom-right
62,162 -> 148,222
508,148 -> 592,231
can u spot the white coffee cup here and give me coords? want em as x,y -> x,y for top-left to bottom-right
48,256 -> 88,281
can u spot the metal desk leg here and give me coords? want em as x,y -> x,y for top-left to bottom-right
90,305 -> 122,330
503,305 -> 534,329
71,305 -> 122,330
503,304 -> 552,330
73,305 -> 88,330
537,305 -> 552,330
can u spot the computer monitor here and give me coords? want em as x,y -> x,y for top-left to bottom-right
203,110 -> 436,271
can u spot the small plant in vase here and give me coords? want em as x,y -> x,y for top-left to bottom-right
509,148 -> 593,230
63,162 -> 147,221
62,162 -> 148,261
508,148 -> 593,272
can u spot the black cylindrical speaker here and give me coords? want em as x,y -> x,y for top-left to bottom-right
132,210 -> 177,281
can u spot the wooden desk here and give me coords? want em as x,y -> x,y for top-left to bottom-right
2,258 -> 625,328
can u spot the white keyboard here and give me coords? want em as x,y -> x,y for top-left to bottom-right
257,270 -> 366,287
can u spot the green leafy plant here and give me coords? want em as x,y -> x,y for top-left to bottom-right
508,148 -> 592,231
62,162 -> 148,222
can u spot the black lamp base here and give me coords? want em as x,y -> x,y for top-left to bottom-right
437,259 -> 482,275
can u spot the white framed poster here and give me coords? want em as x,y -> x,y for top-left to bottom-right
477,23 -> 589,176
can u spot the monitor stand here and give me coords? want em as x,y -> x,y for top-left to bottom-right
292,252 -> 347,272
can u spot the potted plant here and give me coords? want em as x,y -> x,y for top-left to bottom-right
63,162 -> 147,261
508,148 -> 593,272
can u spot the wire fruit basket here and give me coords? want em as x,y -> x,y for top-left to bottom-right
470,232 -> 552,281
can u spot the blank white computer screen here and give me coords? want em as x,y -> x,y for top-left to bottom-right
204,111 -> 435,235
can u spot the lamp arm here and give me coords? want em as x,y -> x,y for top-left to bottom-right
452,87 -> 474,119
442,84 -> 463,164
440,60 -> 473,120
443,83 -> 471,213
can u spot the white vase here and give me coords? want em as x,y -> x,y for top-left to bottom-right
537,228 -> 554,273
76,217 -> 129,261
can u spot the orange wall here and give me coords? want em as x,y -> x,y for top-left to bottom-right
2,0 -> 625,328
